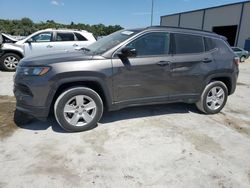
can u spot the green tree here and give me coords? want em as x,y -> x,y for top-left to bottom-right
0,18 -> 123,37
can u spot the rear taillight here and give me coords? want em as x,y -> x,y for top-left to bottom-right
234,57 -> 240,66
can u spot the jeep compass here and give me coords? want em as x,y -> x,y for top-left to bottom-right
14,26 -> 239,132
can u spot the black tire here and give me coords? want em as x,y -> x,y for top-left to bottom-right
196,81 -> 228,114
240,56 -> 246,62
54,87 -> 103,132
0,53 -> 21,71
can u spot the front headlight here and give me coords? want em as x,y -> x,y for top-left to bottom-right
17,67 -> 51,76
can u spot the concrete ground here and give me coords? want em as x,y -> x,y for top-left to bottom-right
0,60 -> 250,188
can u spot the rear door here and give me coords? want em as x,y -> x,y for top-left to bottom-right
52,31 -> 77,52
168,33 -> 215,100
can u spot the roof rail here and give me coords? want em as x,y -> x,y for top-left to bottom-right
147,26 -> 217,35
43,28 -> 89,32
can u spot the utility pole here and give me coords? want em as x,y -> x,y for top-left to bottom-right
151,0 -> 154,26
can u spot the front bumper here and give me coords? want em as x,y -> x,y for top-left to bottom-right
0,49 -> 4,57
13,72 -> 56,121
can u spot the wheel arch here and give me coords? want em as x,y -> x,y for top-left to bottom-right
49,79 -> 113,115
205,75 -> 233,95
2,49 -> 24,59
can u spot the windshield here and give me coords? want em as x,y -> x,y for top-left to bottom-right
86,30 -> 139,55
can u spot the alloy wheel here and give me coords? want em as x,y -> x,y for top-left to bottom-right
63,95 -> 97,127
4,56 -> 19,70
206,86 -> 225,111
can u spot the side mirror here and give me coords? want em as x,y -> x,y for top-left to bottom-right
26,38 -> 34,43
120,47 -> 137,57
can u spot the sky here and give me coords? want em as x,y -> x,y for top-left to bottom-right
0,0 -> 249,28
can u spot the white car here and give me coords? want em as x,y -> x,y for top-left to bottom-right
0,29 -> 96,71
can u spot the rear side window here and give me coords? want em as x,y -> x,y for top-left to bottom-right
56,32 -> 75,41
214,39 -> 232,54
173,33 -> 205,54
204,37 -> 217,51
74,32 -> 87,41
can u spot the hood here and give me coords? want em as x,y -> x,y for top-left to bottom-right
19,51 -> 104,67
2,33 -> 18,43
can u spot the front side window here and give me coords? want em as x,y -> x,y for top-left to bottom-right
126,32 -> 170,56
173,33 -> 205,54
56,32 -> 75,41
31,32 -> 52,42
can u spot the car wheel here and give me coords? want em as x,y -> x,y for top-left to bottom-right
196,81 -> 228,114
54,87 -> 103,132
0,53 -> 21,71
240,56 -> 246,62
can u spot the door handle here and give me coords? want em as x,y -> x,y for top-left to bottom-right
46,45 -> 53,48
73,44 -> 78,47
156,61 -> 170,66
202,58 -> 212,63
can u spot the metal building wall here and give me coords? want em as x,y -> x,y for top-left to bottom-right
161,15 -> 179,27
238,2 -> 250,47
180,11 -> 203,29
160,1 -> 250,48
202,4 -> 242,31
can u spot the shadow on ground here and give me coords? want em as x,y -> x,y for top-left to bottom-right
15,103 -> 199,133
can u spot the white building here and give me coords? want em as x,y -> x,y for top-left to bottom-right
160,1 -> 250,48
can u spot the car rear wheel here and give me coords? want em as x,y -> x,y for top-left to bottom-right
240,56 -> 246,62
0,53 -> 21,71
196,81 -> 228,114
54,87 -> 103,132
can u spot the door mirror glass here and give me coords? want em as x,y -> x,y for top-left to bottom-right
121,47 -> 137,57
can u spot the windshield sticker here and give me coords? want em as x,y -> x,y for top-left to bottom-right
122,31 -> 134,35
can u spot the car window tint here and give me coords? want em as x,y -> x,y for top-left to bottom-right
126,32 -> 170,56
74,32 -> 87,41
56,32 -> 75,41
173,33 -> 205,54
31,32 -> 52,42
214,39 -> 232,54
205,37 -> 217,51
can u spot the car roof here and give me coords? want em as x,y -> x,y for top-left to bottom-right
135,26 -> 223,39
41,28 -> 92,33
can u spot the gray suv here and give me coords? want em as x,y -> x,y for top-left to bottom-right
14,26 -> 239,132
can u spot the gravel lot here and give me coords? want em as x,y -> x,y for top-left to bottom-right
0,60 -> 250,188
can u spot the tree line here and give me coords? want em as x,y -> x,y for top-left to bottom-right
0,18 -> 123,37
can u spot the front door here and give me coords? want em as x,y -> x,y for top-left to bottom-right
112,32 -> 172,103
24,31 -> 53,57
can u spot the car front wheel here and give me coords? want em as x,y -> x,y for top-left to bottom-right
196,81 -> 228,114
54,87 -> 103,132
